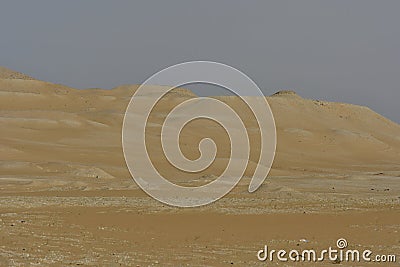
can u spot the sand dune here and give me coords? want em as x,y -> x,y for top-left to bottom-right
1,70 -> 400,190
0,66 -> 36,80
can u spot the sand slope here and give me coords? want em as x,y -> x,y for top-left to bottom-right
0,66 -> 36,80
1,69 -> 400,192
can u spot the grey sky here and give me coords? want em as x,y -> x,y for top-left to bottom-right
1,1 -> 399,122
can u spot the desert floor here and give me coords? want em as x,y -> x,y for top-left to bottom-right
1,179 -> 400,266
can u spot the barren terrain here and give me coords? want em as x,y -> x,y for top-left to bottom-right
0,67 -> 399,266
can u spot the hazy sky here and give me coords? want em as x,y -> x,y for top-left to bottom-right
1,1 -> 399,122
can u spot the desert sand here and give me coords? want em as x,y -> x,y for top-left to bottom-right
0,67 -> 399,266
